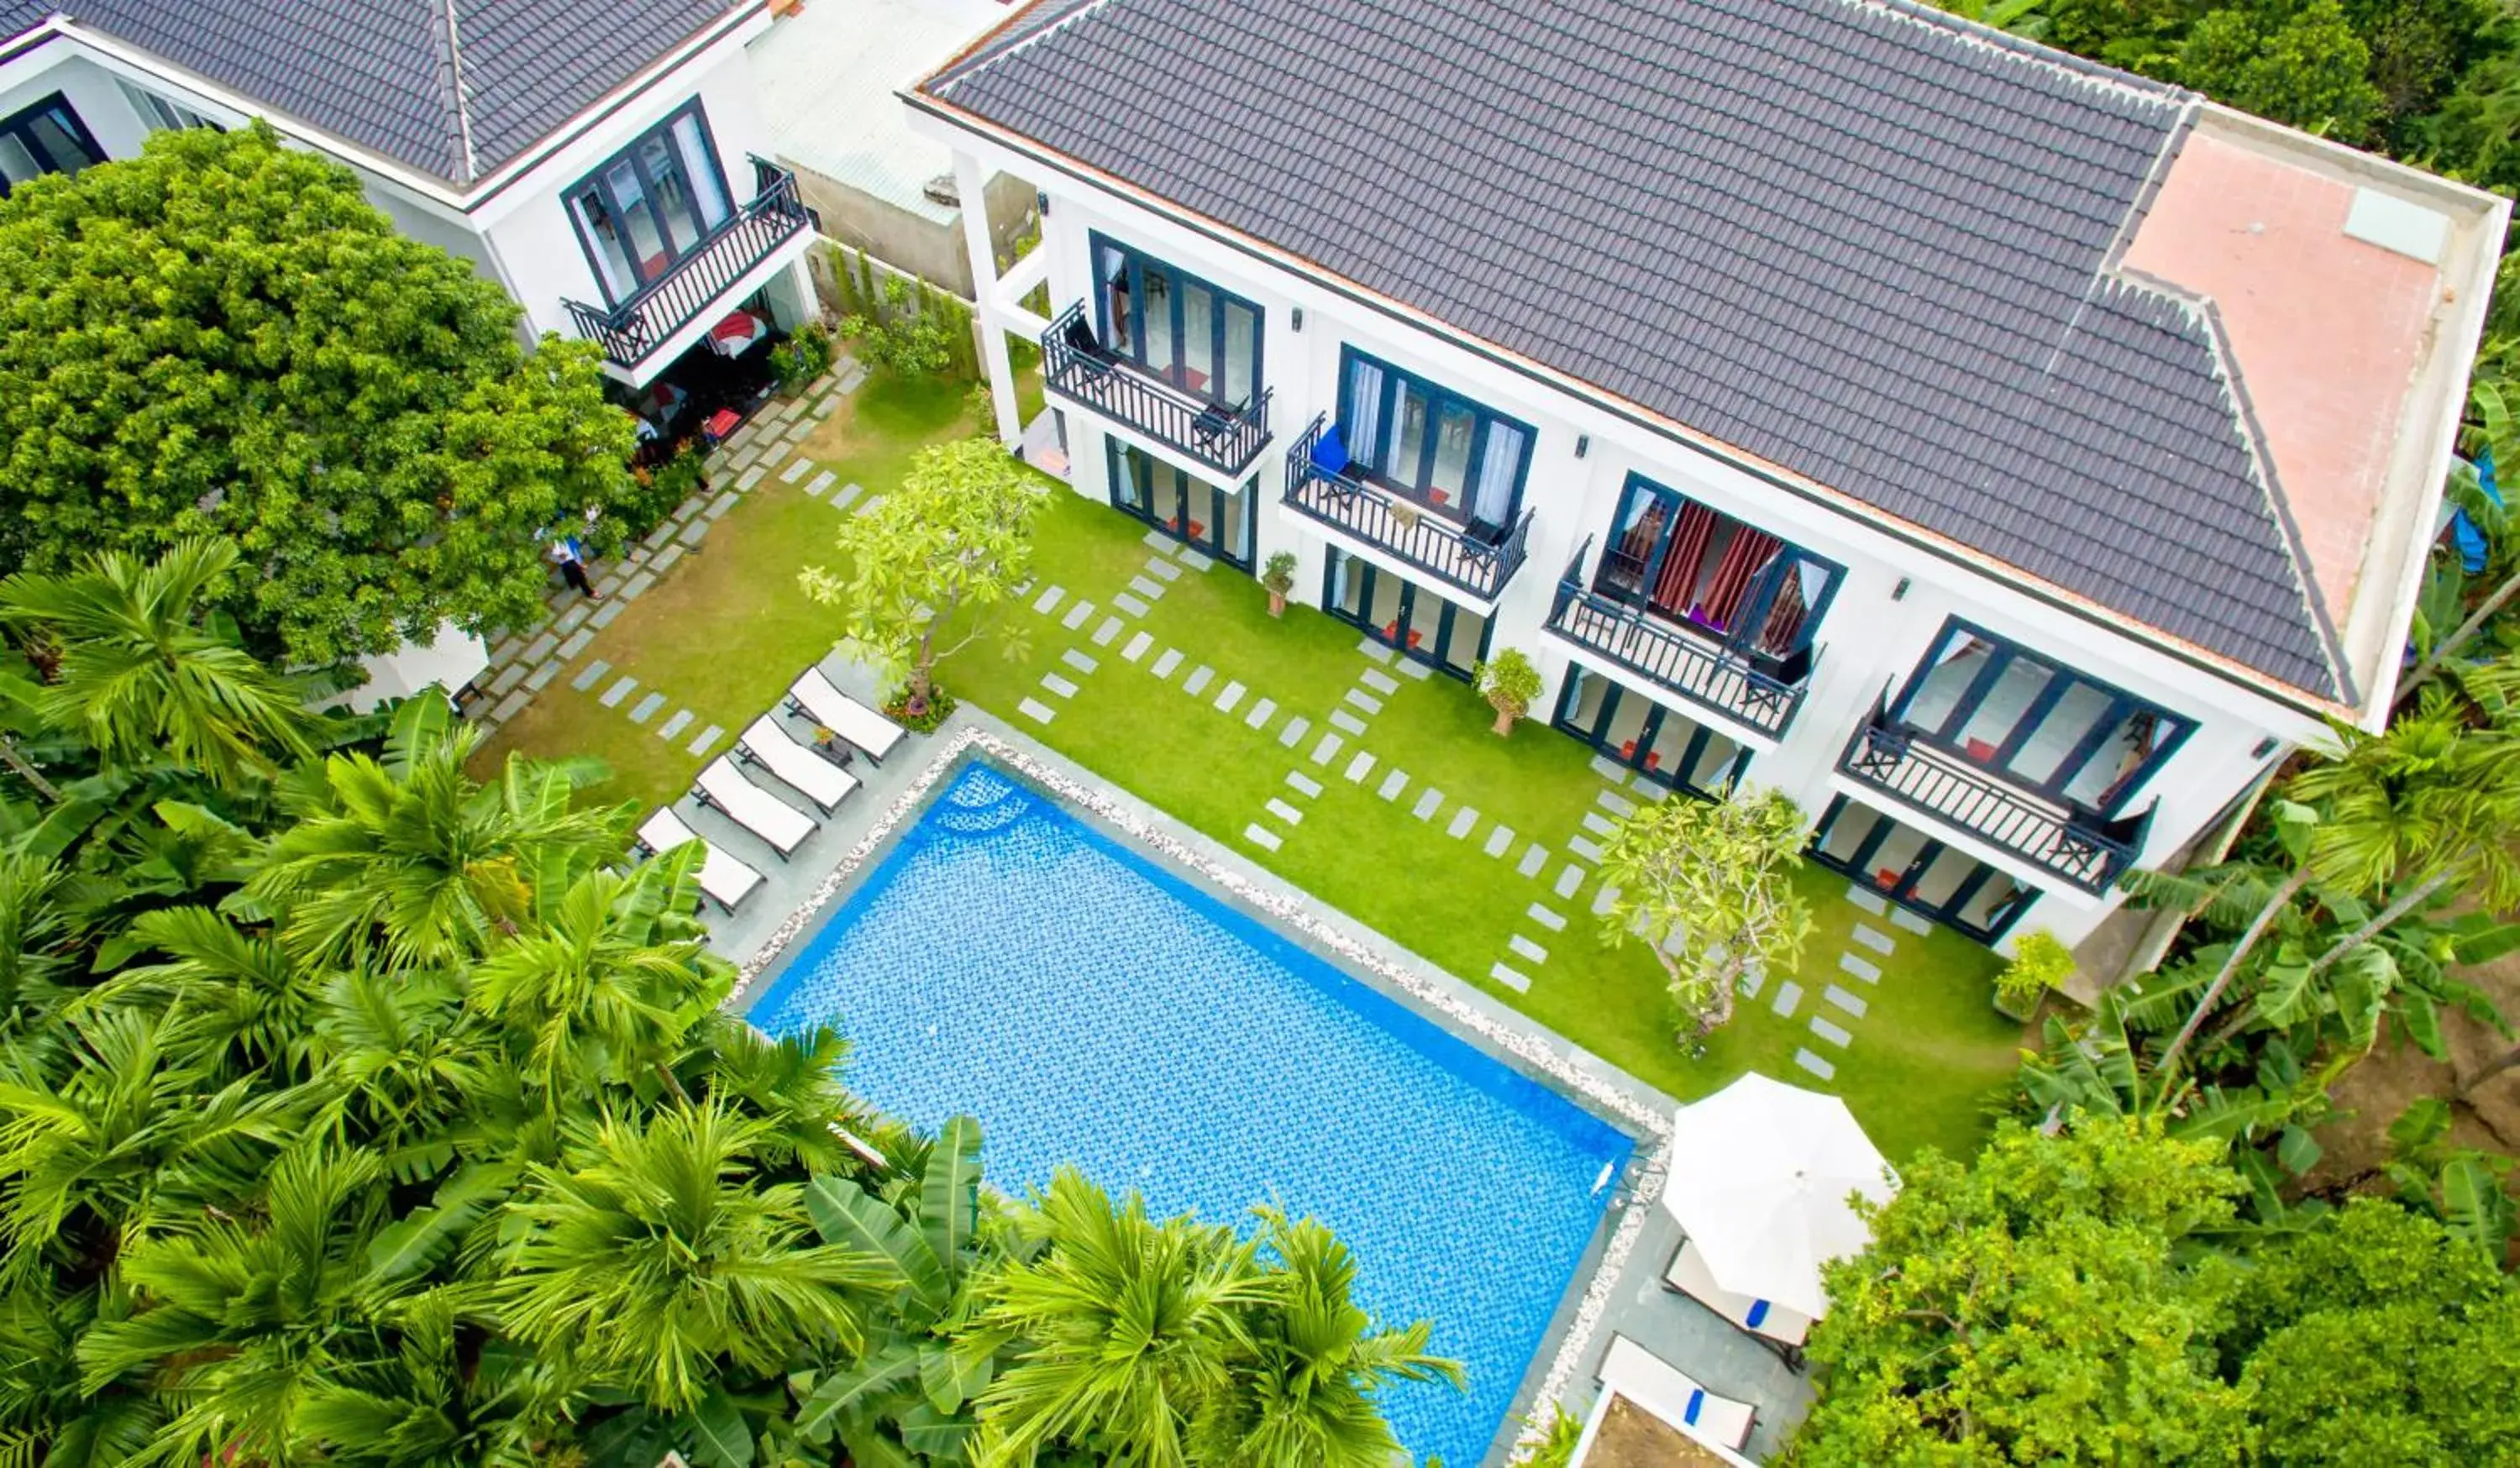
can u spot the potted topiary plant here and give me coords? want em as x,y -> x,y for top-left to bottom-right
1474,647 -> 1544,736
1993,928 -> 2074,1020
1260,551 -> 1298,617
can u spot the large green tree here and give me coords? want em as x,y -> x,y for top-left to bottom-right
0,123 -> 637,667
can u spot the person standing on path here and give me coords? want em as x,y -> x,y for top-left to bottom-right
548,536 -> 601,600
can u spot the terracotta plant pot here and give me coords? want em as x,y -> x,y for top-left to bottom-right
1491,705 -> 1521,737
1268,591 -> 1287,618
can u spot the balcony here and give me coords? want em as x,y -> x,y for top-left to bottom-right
1041,301 -> 1273,479
1280,414 -> 1531,604
1836,702 -> 2150,894
1545,537 -> 1808,739
562,158 -> 811,372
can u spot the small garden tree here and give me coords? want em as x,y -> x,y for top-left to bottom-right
1260,551 -> 1299,617
800,436 -> 1042,720
0,123 -> 637,666
1993,926 -> 2076,1019
1593,789 -> 1810,1035
1473,648 -> 1544,736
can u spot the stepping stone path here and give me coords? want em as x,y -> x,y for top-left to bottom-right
1377,769 -> 1410,801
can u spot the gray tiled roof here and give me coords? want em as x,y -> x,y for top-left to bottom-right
929,0 -> 2344,698
3,0 -> 739,183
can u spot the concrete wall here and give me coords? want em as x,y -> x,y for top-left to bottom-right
792,163 -> 1038,299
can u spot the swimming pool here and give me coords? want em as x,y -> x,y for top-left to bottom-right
748,761 -> 1633,1466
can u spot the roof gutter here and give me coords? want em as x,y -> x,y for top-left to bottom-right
903,85 -> 2363,726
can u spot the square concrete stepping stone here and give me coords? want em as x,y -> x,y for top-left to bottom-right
1553,863 -> 1586,899
1060,600 -> 1095,630
489,663 -> 528,697
1182,665 -> 1215,696
1397,659 -> 1433,680
1244,697 -> 1277,729
1809,1015 -> 1853,1047
1360,668 -> 1400,695
1567,835 -> 1604,864
1410,789 -> 1444,821
523,632 -> 559,664
707,493 -> 743,522
736,467 -> 767,490
1114,593 -> 1151,618
1032,585 -> 1067,616
1040,673 -> 1079,699
1278,716 -> 1310,747
556,603 -> 591,634
569,658 -> 612,692
1483,826 -> 1515,857
1824,983 -> 1870,1020
1771,980 -> 1804,1017
1060,649 -> 1099,675
591,599 -> 626,628
1839,953 -> 1881,983
1345,751 -> 1378,783
1344,688 -> 1383,715
1357,637 -> 1394,663
855,490 -> 888,515
1853,924 -> 1895,954
759,444 -> 792,470
831,483 -> 863,510
676,518 -> 711,547
627,692 -> 666,725
1328,709 -> 1368,737
490,689 -> 529,721
1595,789 -> 1638,818
1516,842 -> 1548,878
1844,883 -> 1888,915
1284,771 -> 1323,798
1310,732 -> 1345,765
653,543 -> 687,574
1214,681 -> 1245,714
1121,631 -> 1153,663
617,571 -> 656,603
777,459 -> 812,485
1143,556 -> 1182,581
1091,616 -> 1124,647
1890,907 -> 1935,936
1141,527 -> 1173,551
1441,805 -> 1478,838
1489,962 -> 1532,994
1579,810 -> 1617,837
1376,768 -> 1409,800
1242,823 -> 1282,852
600,676 -> 639,708
805,471 -> 836,496
1794,1049 -> 1836,1081
1509,934 -> 1549,964
1127,574 -> 1166,600
557,628 -> 594,660
1176,548 -> 1214,571
657,709 -> 694,741
1266,798 -> 1305,826
1588,753 -> 1629,782
1018,698 -> 1055,724
1526,902 -> 1566,931
686,724 -> 723,757
524,662 -> 562,692
1153,648 -> 1188,681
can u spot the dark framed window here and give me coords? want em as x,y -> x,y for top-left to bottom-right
0,93 -> 102,197
1596,473 -> 1841,666
1888,619 -> 2194,816
1336,347 -> 1533,530
1090,233 -> 1263,409
118,81 -> 216,134
564,101 -> 734,306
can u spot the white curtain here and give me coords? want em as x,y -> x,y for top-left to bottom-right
1344,359 -> 1384,469
569,191 -> 634,301
1472,422 -> 1523,525
672,114 -> 730,228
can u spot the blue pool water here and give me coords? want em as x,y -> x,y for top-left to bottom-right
748,763 -> 1632,1466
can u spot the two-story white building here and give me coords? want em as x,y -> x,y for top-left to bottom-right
0,0 -> 821,398
913,0 -> 2506,957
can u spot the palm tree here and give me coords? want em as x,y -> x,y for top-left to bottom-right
973,1169 -> 1273,1467
0,537 -> 315,793
465,862 -> 713,1098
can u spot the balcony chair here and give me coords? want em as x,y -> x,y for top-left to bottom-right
1060,315 -> 1118,387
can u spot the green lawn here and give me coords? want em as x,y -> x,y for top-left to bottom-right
482,373 -> 2020,1161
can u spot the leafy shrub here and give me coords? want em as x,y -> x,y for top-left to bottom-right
622,447 -> 706,537
882,684 -> 958,732
1260,550 -> 1298,595
1995,927 -> 2076,1013
769,322 -> 834,396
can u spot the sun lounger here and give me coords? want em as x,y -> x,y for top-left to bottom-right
1664,1239 -> 1814,1348
738,716 -> 860,814
1597,1334 -> 1756,1452
785,668 -> 906,764
693,758 -> 816,858
635,808 -> 765,913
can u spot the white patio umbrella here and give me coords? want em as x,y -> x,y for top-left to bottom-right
1660,1072 -> 1897,1319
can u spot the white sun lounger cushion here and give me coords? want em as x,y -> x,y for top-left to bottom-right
1665,1239 -> 1814,1346
636,809 -> 764,911
695,758 -> 816,857
788,668 -> 906,762
1598,1334 -> 1756,1451
740,716 -> 859,813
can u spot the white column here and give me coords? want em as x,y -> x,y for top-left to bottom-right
953,149 -> 1022,448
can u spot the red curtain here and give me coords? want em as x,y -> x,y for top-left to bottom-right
1654,502 -> 1718,616
1700,529 -> 1781,630
1756,571 -> 1808,653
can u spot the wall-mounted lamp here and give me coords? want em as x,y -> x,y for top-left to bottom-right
2251,737 -> 2278,759
1292,307 -> 1304,333
1574,434 -> 1589,459
1036,190 -> 1050,217
1891,576 -> 1910,601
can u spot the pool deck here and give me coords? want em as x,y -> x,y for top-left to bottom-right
685,650 -> 1814,1464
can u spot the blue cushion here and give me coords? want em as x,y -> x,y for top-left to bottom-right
1684,1388 -> 1704,1425
1746,1299 -> 1770,1329
1310,424 -> 1351,477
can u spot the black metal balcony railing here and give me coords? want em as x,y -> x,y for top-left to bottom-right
1280,414 -> 1531,603
1836,698 -> 2149,894
1545,537 -> 1808,739
1039,301 -> 1273,478
562,158 -> 811,370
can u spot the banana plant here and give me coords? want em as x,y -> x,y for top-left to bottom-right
795,1114 -> 996,1465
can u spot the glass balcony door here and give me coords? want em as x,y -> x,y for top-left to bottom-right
565,102 -> 733,307
1093,236 -> 1263,408
1105,442 -> 1254,570
1551,666 -> 1749,799
1890,622 -> 2191,816
1336,349 -> 1531,532
1322,549 -> 1488,680
1807,797 -> 2038,944
1597,474 -> 1836,668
